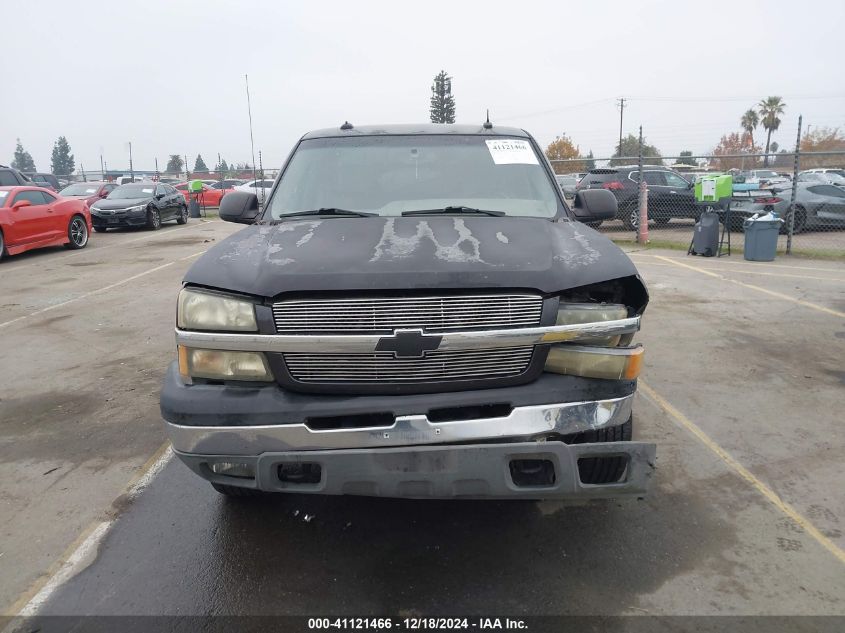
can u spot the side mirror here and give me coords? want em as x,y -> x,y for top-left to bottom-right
571,189 -> 617,222
155,193 -> 165,200
100,191 -> 109,198
219,191 -> 261,224
12,199 -> 32,210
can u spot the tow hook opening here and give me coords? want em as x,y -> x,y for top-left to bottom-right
278,462 -> 323,484
509,459 -> 556,487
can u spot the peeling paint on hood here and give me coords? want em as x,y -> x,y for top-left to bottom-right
184,216 -> 638,297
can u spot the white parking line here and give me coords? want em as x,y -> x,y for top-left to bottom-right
5,445 -> 174,617
0,250 -> 206,330
630,252 -> 845,273
0,220 -> 218,272
652,255 -> 845,318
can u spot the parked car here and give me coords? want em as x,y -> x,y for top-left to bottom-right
0,185 -> 91,260
160,122 -> 654,500
58,181 -> 118,206
235,178 -> 275,200
209,179 -> 245,191
798,171 -> 845,187
737,169 -> 789,187
802,168 -> 845,179
23,172 -> 61,191
115,175 -> 151,185
174,182 -> 228,207
730,182 -> 845,233
90,182 -> 188,231
0,165 -> 31,186
555,174 -> 579,198
576,165 -> 697,229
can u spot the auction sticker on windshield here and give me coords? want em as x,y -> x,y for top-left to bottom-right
485,139 -> 539,165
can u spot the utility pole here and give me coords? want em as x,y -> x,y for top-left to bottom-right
155,157 -> 159,180
184,154 -> 189,181
128,142 -> 134,181
245,74 -> 258,191
616,97 -> 626,158
99,150 -> 105,181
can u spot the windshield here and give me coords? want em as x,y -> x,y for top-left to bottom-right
60,183 -> 100,196
266,135 -> 561,219
107,184 -> 156,199
756,171 -> 779,178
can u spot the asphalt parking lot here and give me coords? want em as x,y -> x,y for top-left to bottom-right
1,221 -> 844,621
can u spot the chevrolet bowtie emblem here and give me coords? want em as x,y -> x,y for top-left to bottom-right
375,329 -> 443,358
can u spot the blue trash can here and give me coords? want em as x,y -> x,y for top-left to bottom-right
743,217 -> 782,261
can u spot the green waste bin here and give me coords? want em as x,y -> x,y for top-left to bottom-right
695,174 -> 732,210
743,217 -> 782,261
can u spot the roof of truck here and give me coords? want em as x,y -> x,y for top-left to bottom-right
302,123 -> 531,140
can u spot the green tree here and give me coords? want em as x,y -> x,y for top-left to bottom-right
193,154 -> 209,172
610,134 -> 661,166
740,109 -> 759,149
758,96 -> 786,166
11,138 -> 36,172
544,134 -> 584,174
50,136 -> 75,175
216,159 -> 229,174
584,150 -> 596,172
166,154 -> 184,173
677,150 -> 696,166
429,70 -> 456,124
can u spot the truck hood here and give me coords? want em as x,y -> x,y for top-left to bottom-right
184,216 -> 639,296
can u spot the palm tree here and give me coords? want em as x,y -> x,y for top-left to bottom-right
740,109 -> 759,149
758,96 -> 786,166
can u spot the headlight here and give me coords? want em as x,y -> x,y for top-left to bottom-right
177,288 -> 257,331
128,204 -> 147,213
545,345 -> 643,380
555,303 -> 628,346
178,346 -> 273,382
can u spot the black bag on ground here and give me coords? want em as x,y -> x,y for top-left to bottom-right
691,211 -> 720,257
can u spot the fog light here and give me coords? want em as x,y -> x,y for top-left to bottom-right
545,345 -> 643,380
178,346 -> 273,382
210,461 -> 255,479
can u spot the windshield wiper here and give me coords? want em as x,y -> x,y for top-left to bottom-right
276,208 -> 377,220
401,206 -> 505,217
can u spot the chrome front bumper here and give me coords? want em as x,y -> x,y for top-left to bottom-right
165,393 -> 635,456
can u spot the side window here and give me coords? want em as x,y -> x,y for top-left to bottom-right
40,191 -> 57,203
13,190 -> 48,205
643,172 -> 666,186
0,171 -> 18,186
103,184 -> 117,194
814,185 -> 845,198
664,172 -> 689,188
156,185 -> 166,196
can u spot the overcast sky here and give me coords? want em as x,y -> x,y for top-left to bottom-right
3,0 -> 844,174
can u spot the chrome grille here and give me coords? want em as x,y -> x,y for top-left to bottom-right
283,347 -> 535,383
273,294 -> 543,334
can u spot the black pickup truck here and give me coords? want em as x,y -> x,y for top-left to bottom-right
160,123 -> 655,499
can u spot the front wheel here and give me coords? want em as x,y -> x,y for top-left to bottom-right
176,205 -> 188,225
147,207 -> 161,230
64,215 -> 89,250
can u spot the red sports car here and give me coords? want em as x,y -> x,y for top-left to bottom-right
58,181 -> 119,207
174,182 -> 228,207
0,186 -> 92,260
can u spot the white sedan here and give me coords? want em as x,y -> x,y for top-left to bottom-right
235,179 -> 275,201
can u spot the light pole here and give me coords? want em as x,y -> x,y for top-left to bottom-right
128,142 -> 134,181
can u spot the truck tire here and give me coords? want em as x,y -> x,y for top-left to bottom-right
568,415 -> 633,484
211,483 -> 264,497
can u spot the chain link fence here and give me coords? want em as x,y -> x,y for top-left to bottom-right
550,122 -> 845,259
